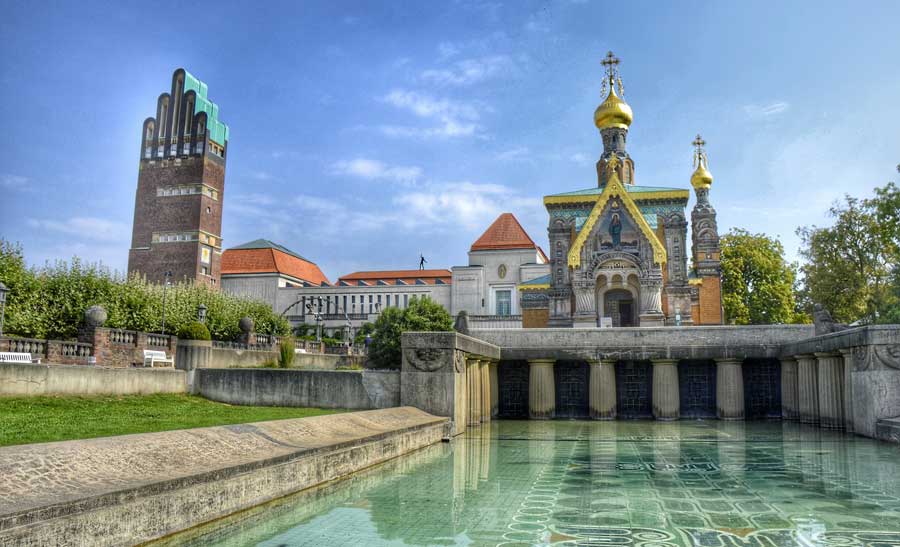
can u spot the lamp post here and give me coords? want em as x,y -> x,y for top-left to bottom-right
198,304 -> 208,323
0,282 -> 8,338
161,271 -> 173,334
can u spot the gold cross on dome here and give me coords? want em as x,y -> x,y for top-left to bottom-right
601,51 -> 620,71
692,134 -> 706,150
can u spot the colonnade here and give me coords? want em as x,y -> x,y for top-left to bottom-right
525,357 -> 747,421
780,351 -> 852,430
465,357 -> 499,429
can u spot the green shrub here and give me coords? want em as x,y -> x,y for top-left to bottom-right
178,322 -> 211,341
367,297 -> 453,370
278,337 -> 295,368
0,239 -> 291,341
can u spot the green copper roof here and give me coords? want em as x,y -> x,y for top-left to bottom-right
547,184 -> 686,198
183,70 -> 229,145
519,274 -> 551,286
229,239 -> 314,263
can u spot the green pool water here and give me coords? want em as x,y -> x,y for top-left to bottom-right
159,420 -> 900,547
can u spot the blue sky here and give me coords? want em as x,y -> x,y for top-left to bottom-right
2,1 -> 899,280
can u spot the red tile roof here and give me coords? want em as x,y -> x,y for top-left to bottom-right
337,269 -> 452,286
222,242 -> 330,285
471,213 -> 541,253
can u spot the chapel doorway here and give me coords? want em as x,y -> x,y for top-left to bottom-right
604,289 -> 635,327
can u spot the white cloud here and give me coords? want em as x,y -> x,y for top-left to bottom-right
330,158 -> 423,184
570,152 -> 591,165
420,55 -> 515,86
380,89 -> 480,138
438,42 -> 460,59
27,217 -> 129,243
0,174 -> 28,189
743,101 -> 790,118
496,147 -> 531,162
394,181 -> 539,230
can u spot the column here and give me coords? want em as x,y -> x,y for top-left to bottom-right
715,358 -> 745,420
780,357 -> 799,421
815,352 -> 845,429
589,359 -> 617,420
838,348 -> 854,432
467,357 -> 481,427
651,359 -> 680,420
489,360 -> 499,418
795,354 -> 819,425
480,359 -> 491,423
528,359 -> 555,419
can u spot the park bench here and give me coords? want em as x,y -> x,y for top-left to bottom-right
0,352 -> 41,364
142,349 -> 174,368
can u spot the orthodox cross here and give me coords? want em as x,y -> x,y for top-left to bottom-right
606,153 -> 620,177
692,134 -> 708,168
601,51 -> 623,95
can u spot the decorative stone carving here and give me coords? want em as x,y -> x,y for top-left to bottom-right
873,345 -> 900,370
573,282 -> 595,313
813,304 -> 848,335
404,348 -> 447,372
454,351 -> 465,373
852,346 -> 870,371
84,305 -> 108,328
454,311 -> 470,335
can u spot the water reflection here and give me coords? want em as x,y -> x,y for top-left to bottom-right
156,421 -> 900,547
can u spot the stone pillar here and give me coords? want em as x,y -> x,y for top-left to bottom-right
528,359 -> 555,419
838,348 -> 854,432
489,360 -> 499,418
715,358 -> 745,420
651,359 -> 680,421
795,354 -> 819,425
815,352 -> 845,429
589,359 -> 617,420
467,357 -> 481,427
480,359 -> 491,423
780,357 -> 799,421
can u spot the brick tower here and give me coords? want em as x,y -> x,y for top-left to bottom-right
127,68 -> 229,287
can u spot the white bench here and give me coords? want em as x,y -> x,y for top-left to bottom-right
143,349 -> 174,368
0,352 -> 41,364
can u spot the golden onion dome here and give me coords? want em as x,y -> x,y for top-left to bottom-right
594,81 -> 633,130
690,163 -> 713,190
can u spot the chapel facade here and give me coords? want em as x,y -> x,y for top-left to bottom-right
531,53 -> 723,328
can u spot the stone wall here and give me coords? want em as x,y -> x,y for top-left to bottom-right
78,326 -> 176,368
196,369 -> 399,409
0,362 -> 187,396
0,408 -> 447,546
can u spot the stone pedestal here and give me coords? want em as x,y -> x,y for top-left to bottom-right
715,358 -> 744,420
589,359 -> 617,420
795,354 -> 819,425
815,352 -> 845,429
780,357 -> 799,421
489,361 -> 499,418
838,348 -> 854,432
467,357 -> 481,427
528,359 -> 555,419
652,359 -> 680,420
480,359 -> 491,423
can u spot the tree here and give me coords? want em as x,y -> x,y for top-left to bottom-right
720,229 -> 803,325
366,297 -> 453,369
797,185 -> 898,324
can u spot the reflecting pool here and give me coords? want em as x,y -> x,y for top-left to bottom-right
157,420 -> 900,547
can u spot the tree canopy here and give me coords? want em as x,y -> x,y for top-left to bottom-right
797,181 -> 900,324
366,296 -> 453,369
720,229 -> 805,325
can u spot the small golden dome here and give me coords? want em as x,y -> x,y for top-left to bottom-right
690,163 -> 713,190
594,82 -> 633,130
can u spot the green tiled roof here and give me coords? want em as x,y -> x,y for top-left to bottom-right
183,70 -> 229,145
547,184 -> 686,198
229,239 -> 313,263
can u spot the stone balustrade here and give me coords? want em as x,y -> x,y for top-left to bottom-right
0,337 -> 93,365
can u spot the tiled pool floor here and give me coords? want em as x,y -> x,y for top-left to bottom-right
157,420 -> 900,546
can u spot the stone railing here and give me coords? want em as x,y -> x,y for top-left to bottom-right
78,327 -> 177,368
0,337 -> 93,365
109,329 -> 137,345
147,334 -> 171,347
469,315 -> 523,329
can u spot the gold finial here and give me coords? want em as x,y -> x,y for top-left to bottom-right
690,134 -> 713,190
594,51 -> 633,130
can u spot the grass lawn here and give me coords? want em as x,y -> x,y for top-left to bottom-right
0,394 -> 344,447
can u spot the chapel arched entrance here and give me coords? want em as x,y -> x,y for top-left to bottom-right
604,289 -> 635,327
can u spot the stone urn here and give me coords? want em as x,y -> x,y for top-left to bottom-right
84,305 -> 108,328
239,317 -> 255,334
